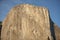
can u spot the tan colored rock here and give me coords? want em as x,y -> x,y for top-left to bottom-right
1,4 -> 52,40
54,24 -> 60,40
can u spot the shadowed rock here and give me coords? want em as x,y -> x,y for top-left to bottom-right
54,24 -> 60,40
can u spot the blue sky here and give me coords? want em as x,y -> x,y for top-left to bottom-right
0,0 -> 60,27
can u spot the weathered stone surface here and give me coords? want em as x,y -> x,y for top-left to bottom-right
1,4 -> 52,40
54,24 -> 60,40
0,21 -> 2,40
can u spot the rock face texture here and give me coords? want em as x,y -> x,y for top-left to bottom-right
54,24 -> 60,40
0,22 -> 2,40
50,19 -> 60,40
1,4 -> 55,40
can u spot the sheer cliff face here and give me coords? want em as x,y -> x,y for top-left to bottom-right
1,4 -> 52,40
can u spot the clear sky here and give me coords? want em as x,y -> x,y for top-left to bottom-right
0,0 -> 60,27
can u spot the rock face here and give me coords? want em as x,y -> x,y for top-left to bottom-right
0,22 -> 2,40
54,24 -> 60,40
1,4 -> 53,40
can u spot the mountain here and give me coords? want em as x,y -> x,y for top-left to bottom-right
0,21 -> 2,40
54,24 -> 60,40
1,4 -> 60,40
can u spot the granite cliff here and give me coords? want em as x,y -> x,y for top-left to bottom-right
1,4 -> 60,40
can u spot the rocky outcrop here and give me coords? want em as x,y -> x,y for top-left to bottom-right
0,21 -> 2,40
1,4 -> 60,40
54,24 -> 60,40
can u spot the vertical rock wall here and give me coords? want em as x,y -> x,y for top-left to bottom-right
1,4 -> 52,40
